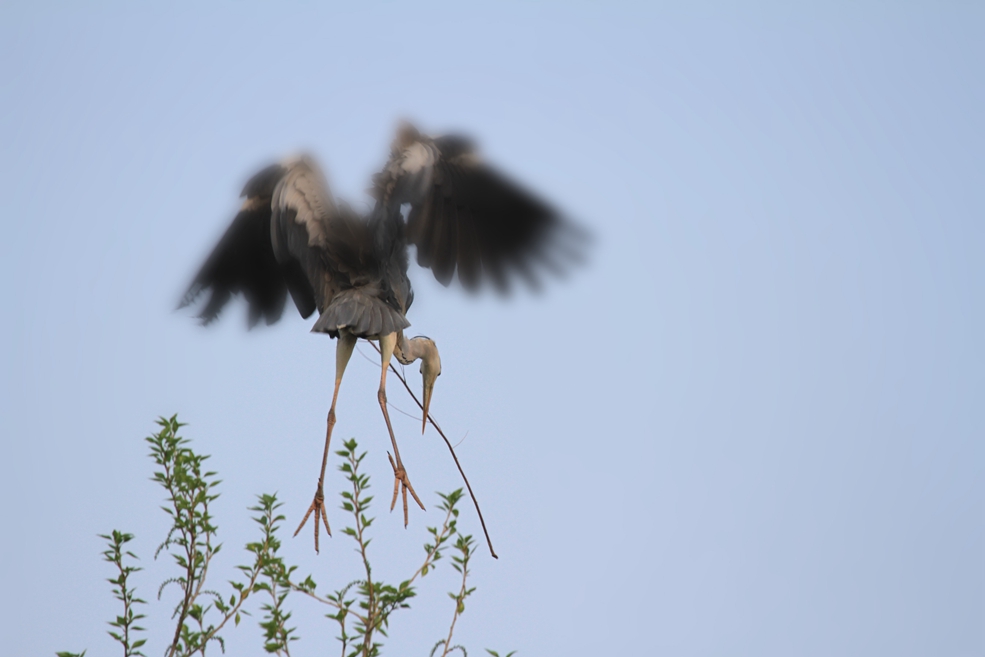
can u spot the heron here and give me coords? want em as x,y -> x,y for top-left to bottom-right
180,122 -> 583,552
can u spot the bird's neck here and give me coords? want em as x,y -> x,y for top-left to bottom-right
395,334 -> 433,366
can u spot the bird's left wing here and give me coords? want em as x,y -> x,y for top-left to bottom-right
373,124 -> 586,291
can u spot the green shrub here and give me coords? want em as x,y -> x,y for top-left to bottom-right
59,415 -> 512,657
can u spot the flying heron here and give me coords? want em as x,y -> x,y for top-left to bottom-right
180,122 -> 583,552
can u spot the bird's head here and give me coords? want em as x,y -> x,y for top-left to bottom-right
415,336 -> 441,434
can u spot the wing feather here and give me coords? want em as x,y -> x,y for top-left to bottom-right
178,169 -> 313,326
375,128 -> 586,291
181,156 -> 376,328
431,195 -> 458,286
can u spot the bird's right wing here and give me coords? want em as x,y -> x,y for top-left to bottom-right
179,163 -> 316,327
180,157 -> 374,327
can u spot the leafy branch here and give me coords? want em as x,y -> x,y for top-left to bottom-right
250,494 -> 299,655
147,416 -> 293,656
60,416 -> 512,657
288,440 -> 464,657
431,532 -> 477,657
100,530 -> 147,656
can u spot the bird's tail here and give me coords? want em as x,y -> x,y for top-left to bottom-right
312,289 -> 410,339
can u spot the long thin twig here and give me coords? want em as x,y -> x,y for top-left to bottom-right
369,341 -> 498,559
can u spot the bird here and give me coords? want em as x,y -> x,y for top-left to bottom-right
179,121 -> 585,552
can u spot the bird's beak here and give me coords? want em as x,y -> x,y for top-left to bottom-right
421,365 -> 437,434
420,344 -> 440,434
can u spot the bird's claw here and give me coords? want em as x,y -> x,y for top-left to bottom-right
388,452 -> 425,527
294,483 -> 331,553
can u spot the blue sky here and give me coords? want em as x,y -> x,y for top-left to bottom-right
1,3 -> 982,656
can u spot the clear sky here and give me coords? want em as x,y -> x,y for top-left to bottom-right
1,3 -> 982,656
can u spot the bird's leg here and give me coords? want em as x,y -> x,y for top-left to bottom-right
294,331 -> 357,553
377,331 -> 425,526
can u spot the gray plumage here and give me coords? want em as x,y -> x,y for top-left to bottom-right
180,123 -> 584,336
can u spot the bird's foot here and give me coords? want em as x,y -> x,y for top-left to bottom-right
293,483 -> 331,553
388,452 -> 425,527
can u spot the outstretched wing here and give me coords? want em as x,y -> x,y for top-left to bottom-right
373,124 -> 586,291
178,163 -> 315,327
180,156 -> 374,327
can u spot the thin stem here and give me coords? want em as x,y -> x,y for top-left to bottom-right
408,505 -> 457,585
116,560 -> 134,655
353,477 -> 376,656
165,468 -> 197,657
185,548 -> 265,656
267,580 -> 292,657
440,536 -> 473,657
286,586 -> 352,613
101,530 -> 145,657
440,566 -> 469,657
196,613 -> 206,657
